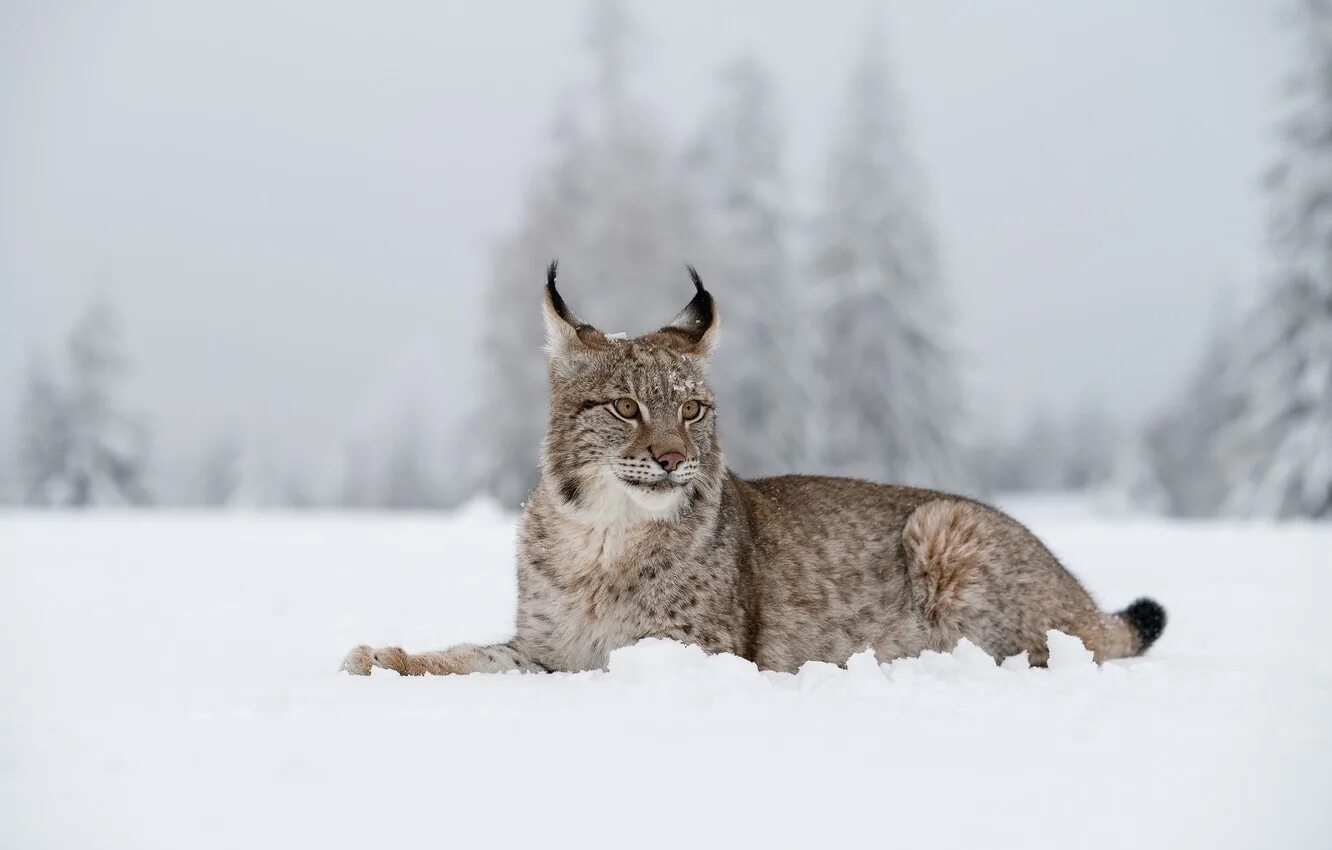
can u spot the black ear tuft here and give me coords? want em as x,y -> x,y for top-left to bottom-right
543,260 -> 607,360
686,264 -> 705,295
546,259 -> 579,326
664,265 -> 715,346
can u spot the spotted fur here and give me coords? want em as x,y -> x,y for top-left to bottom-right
342,266 -> 1166,676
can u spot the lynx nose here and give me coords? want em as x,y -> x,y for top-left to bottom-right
653,450 -> 686,473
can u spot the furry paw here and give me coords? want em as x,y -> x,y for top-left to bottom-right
341,645 -> 374,675
341,645 -> 427,676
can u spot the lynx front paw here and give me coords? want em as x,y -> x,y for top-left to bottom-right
340,644 -> 424,675
341,645 -> 374,675
368,646 -> 419,675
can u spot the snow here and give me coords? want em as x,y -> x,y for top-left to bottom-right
2,502 -> 1330,849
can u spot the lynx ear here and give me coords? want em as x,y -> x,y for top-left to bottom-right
543,260 -> 609,367
659,265 -> 720,357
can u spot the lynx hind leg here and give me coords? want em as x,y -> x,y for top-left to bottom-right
1020,610 -> 1142,666
900,499 -> 998,654
902,498 -> 1158,666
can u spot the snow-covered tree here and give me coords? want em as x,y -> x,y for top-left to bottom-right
63,301 -> 152,506
479,0 -> 705,506
17,301 -> 152,507
684,56 -> 810,477
807,22 -> 963,488
1216,0 -> 1332,519
17,354 -> 72,505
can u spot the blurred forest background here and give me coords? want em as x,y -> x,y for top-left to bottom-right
3,1 -> 1329,518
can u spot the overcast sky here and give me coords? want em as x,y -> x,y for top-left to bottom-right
1,1 -> 1285,478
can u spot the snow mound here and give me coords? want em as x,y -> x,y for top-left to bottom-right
605,632 -> 1102,693
608,637 -> 762,684
1047,628 -> 1097,672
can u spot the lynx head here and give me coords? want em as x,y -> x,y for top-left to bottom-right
540,261 -> 723,523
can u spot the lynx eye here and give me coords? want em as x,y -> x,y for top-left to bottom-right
612,398 -> 640,420
681,400 -> 703,422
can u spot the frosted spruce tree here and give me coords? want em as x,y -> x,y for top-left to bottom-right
17,300 -> 151,506
807,24 -> 963,488
479,0 -> 704,506
1217,1 -> 1332,519
684,56 -> 810,477
16,355 -> 72,505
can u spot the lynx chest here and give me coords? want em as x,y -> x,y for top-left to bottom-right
518,520 -> 702,670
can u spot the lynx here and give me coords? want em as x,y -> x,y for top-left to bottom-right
342,264 -> 1165,676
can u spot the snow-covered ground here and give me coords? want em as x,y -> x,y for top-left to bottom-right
2,501 -> 1329,849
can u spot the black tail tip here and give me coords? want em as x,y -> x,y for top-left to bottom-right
1121,598 -> 1167,653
